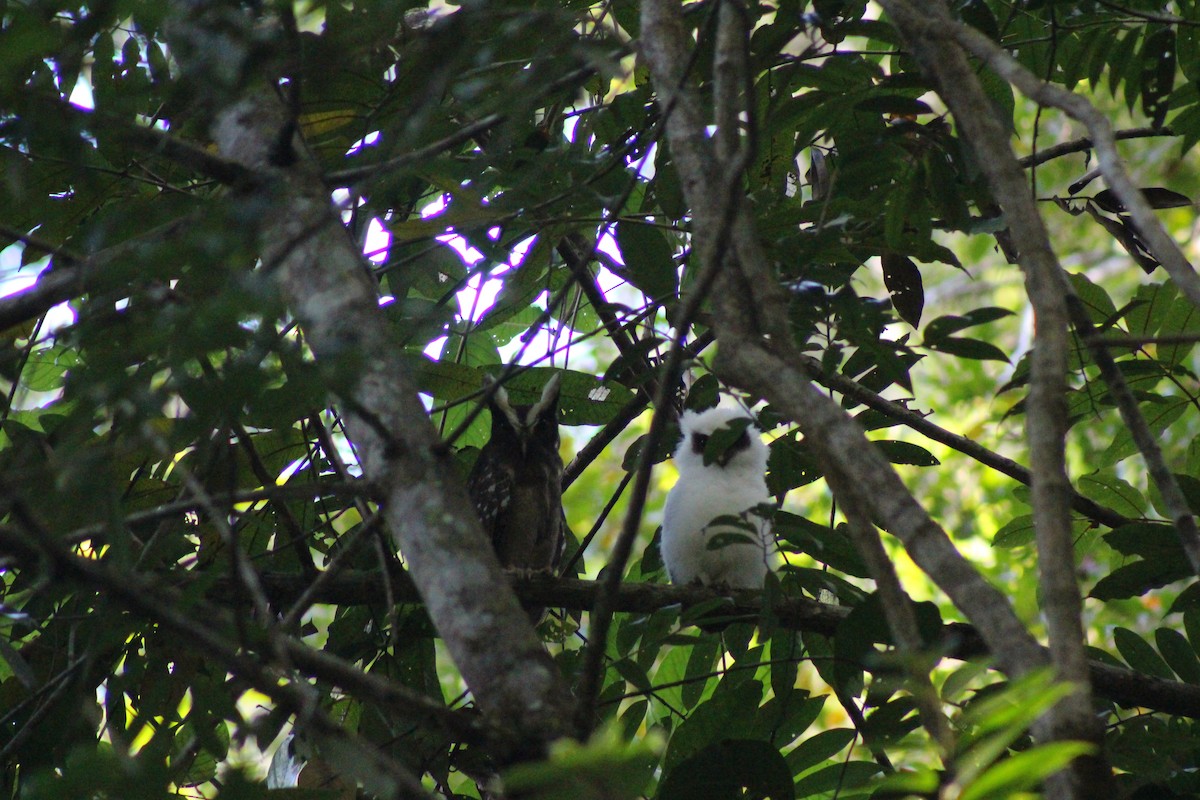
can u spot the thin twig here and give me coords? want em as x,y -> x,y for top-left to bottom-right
560,469 -> 633,576
796,354 -> 1132,529
575,0 -> 755,737
0,510 -> 436,798
1017,127 -> 1175,169
946,17 -> 1200,308
828,468 -> 955,755
280,513 -> 385,630
140,423 -> 275,625
1066,295 -> 1200,572
56,480 -> 367,548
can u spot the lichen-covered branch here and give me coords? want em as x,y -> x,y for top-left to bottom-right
167,5 -> 574,763
640,0 -> 1045,671
876,2 -> 1115,795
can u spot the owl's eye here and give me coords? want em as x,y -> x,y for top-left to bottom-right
691,433 -> 710,454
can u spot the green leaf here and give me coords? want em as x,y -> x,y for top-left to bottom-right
976,66 -> 1015,131
1066,271 -> 1119,325
23,346 -> 78,392
786,728 -> 856,773
923,307 -> 1013,341
992,515 -> 1035,549
792,761 -> 882,796
873,439 -> 940,466
706,530 -> 758,550
1185,608 -> 1200,648
1170,102 -> 1200,155
1139,26 -> 1176,128
477,304 -> 543,347
958,667 -> 1071,744
1165,575 -> 1200,614
925,336 -> 1009,362
660,739 -> 794,800
1113,627 -> 1176,680
872,767 -> 941,796
854,94 -> 933,116
1105,522 -> 1184,558
663,682 -> 762,771
1101,397 -> 1188,466
1090,559 -> 1190,601
766,434 -> 823,493
959,741 -> 1095,800
614,220 -> 678,300
700,417 -> 754,466
1155,627 -> 1200,684
1078,472 -> 1147,517
439,326 -> 502,367
1125,282 -> 1177,340
502,724 -> 662,800
773,511 -> 869,577
954,669 -> 1076,789
681,637 -> 719,710
756,694 -> 825,748
1154,288 -> 1200,367
405,358 -> 636,427
881,253 -> 924,327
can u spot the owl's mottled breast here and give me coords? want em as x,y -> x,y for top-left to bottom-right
466,373 -> 565,576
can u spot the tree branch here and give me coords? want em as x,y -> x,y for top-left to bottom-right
641,0 -> 1049,686
0,515 -> 437,799
946,16 -> 1200,308
878,3 -> 1116,794
1017,127 -> 1175,169
170,4 -> 575,762
797,354 -> 1132,530
1065,298 -> 1200,572
0,215 -> 193,333
828,470 -> 956,754
185,566 -> 1200,721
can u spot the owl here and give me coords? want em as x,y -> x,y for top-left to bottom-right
467,373 -> 565,585
661,406 -> 772,589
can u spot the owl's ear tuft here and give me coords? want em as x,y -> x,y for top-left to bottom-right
528,371 -> 559,419
534,372 -> 562,412
482,373 -> 511,412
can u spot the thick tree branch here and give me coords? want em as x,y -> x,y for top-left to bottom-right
190,567 -> 1200,721
168,7 -> 575,762
640,2 -> 1116,793
640,0 -> 1047,681
722,344 -> 1050,668
878,3 -> 1116,794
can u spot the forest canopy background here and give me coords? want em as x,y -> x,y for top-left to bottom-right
4,1 -> 1200,799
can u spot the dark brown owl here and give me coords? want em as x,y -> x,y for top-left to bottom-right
467,373 -> 565,598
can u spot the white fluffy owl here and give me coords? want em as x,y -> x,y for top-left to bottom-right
661,406 -> 772,588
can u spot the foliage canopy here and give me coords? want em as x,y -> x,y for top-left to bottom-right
3,0 -> 1200,798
